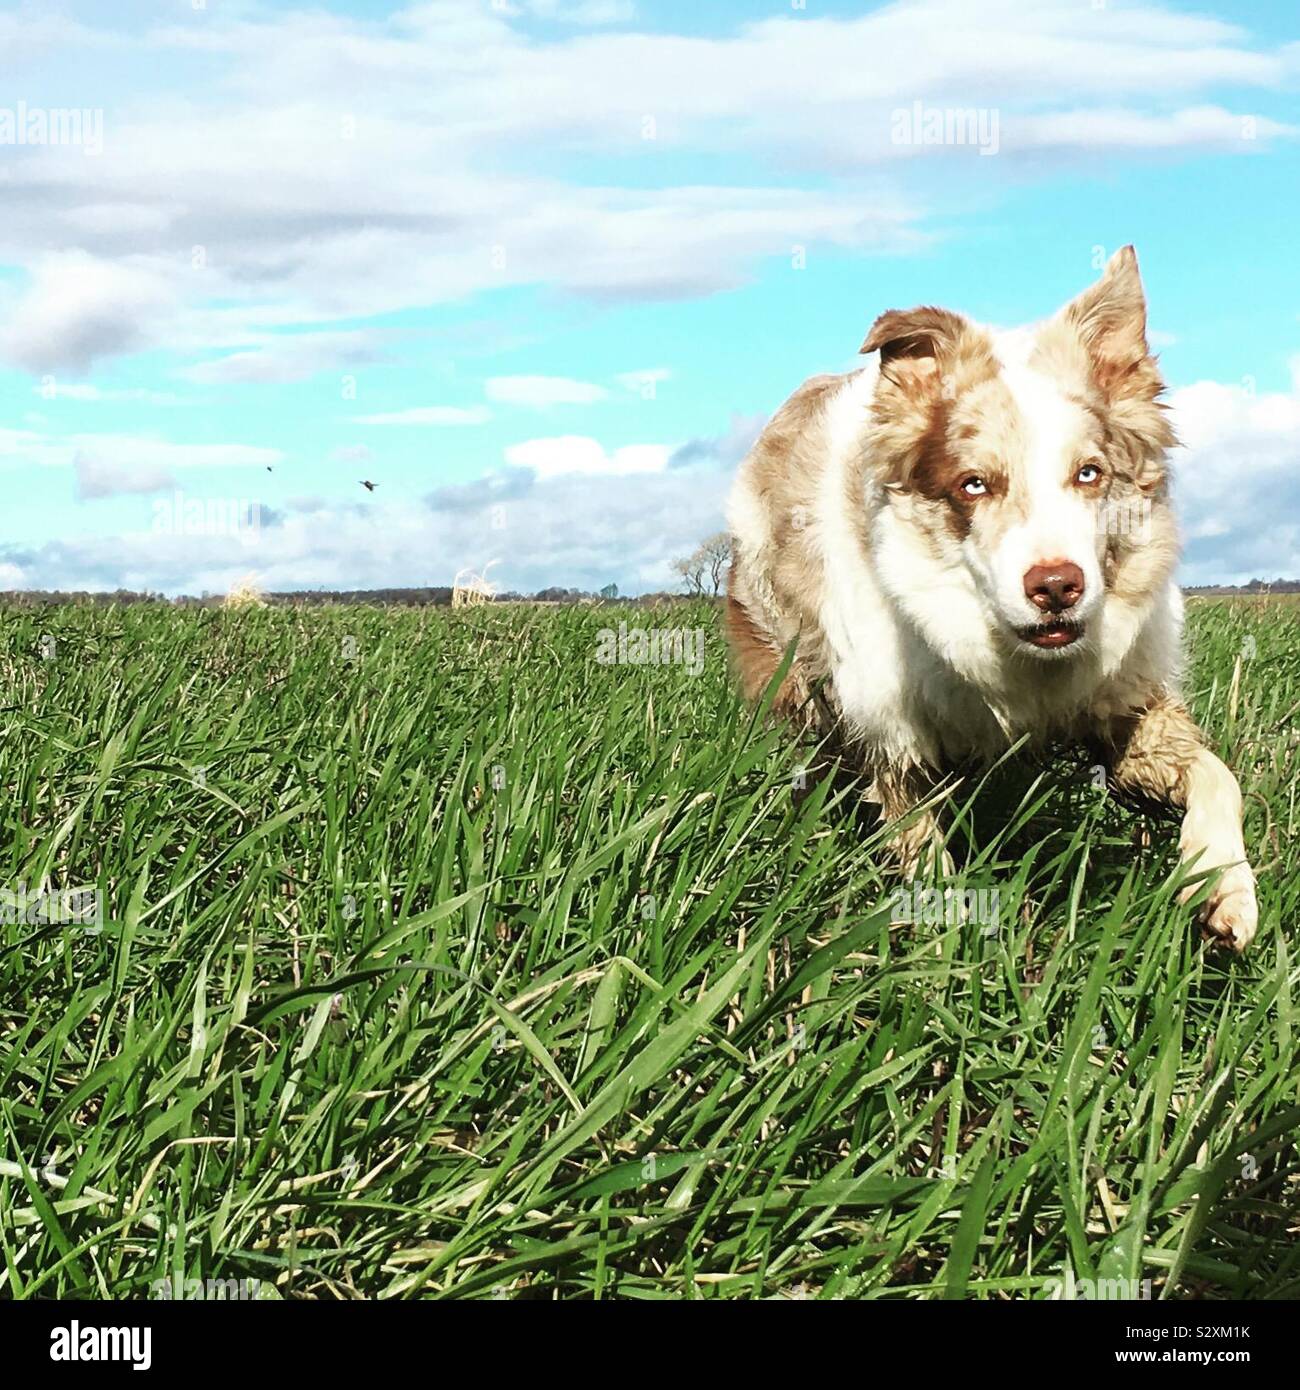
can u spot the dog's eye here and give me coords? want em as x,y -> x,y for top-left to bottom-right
1075,463 -> 1103,486
959,476 -> 988,497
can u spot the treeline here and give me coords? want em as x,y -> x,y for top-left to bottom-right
202,586 -> 456,607
0,588 -> 168,607
1185,579 -> 1300,595
0,586 -> 702,608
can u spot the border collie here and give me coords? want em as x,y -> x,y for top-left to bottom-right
725,248 -> 1256,951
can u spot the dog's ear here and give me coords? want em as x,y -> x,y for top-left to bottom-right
1059,246 -> 1175,477
861,308 -> 994,490
860,306 -> 965,382
1061,246 -> 1152,394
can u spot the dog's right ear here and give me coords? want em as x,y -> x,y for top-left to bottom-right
861,306 -> 964,359
860,306 -> 967,388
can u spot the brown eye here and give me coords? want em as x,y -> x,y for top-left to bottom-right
959,476 -> 988,497
1075,463 -> 1103,486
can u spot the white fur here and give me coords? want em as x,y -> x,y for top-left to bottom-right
728,354 -> 1181,763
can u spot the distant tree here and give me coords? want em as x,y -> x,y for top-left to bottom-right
600,582 -> 619,600
698,532 -> 731,596
533,586 -> 593,603
671,553 -> 706,596
672,532 -> 732,597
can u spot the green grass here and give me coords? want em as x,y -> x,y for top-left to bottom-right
1,596 -> 1297,1300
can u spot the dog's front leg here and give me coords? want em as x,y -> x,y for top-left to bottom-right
1104,697 -> 1257,951
872,762 -> 954,879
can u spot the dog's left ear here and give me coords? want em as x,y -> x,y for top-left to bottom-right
1060,245 -> 1175,479
1062,246 -> 1151,393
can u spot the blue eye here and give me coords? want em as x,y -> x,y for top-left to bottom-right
961,477 -> 988,497
1076,464 -> 1102,485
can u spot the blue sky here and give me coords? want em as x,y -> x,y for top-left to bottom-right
1,0 -> 1298,594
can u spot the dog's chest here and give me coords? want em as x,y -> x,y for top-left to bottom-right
919,667 -> 1096,760
829,632 -> 1101,765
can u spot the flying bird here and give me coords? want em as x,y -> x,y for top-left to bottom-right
360,480 -> 377,492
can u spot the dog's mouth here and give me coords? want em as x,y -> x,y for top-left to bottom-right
1016,618 -> 1084,650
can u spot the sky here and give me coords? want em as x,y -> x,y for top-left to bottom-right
1,0 -> 1298,596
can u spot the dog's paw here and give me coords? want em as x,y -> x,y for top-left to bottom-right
1188,862 -> 1258,953
892,815 -> 951,881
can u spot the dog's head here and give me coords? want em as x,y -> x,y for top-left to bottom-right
862,247 -> 1177,670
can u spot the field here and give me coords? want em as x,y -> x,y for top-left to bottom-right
1,596 -> 1297,1300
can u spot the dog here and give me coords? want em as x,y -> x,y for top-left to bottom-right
725,247 -> 1257,951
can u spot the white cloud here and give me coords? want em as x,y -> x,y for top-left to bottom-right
0,1 -> 1288,372
1168,377 -> 1300,585
504,435 -> 670,479
72,436 -> 282,472
486,375 -> 608,406
0,426 -> 77,470
31,382 -> 181,404
0,251 -> 175,375
74,454 -> 174,499
521,0 -> 636,24
178,331 -> 389,385
351,406 -> 491,426
669,413 -> 766,471
0,425 -> 281,475
1005,105 -> 1291,155
1170,379 -> 1300,455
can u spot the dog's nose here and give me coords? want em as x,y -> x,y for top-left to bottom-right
1023,561 -> 1085,614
